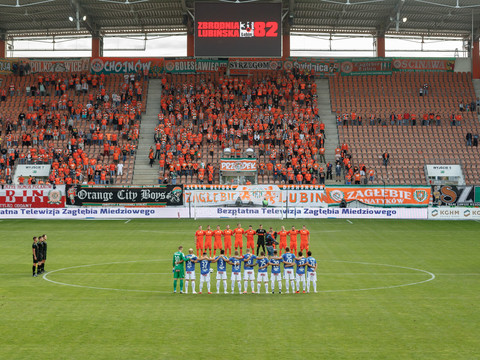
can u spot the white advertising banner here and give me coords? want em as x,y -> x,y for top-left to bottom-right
428,207 -> 480,220
0,207 -> 189,219
15,164 -> 51,178
195,207 -> 428,219
425,165 -> 463,177
185,185 -> 327,207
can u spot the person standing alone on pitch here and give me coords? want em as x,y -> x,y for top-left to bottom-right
32,236 -> 39,277
36,235 -> 45,274
172,245 -> 188,293
40,234 -> 47,273
256,224 -> 267,256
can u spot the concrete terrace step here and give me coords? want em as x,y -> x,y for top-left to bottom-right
132,79 -> 163,185
316,78 -> 340,167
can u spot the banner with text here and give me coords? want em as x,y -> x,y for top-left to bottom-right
196,207 -> 427,219
163,58 -> 228,73
339,58 -> 393,76
431,185 -> 480,206
228,58 -> 283,74
284,58 -> 338,76
392,58 -> 455,72
326,186 -> 430,206
66,185 -> 183,206
0,207 -> 189,219
185,185 -> 430,207
0,59 -> 19,74
428,207 -> 480,220
90,57 -> 164,75
220,159 -> 257,172
26,58 -> 90,74
0,185 -> 65,208
185,185 -> 327,207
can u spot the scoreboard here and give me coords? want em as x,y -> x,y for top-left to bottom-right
194,2 -> 282,57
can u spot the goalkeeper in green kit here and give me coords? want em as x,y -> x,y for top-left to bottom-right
173,246 -> 189,293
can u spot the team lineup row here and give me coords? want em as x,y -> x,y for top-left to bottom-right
194,223 -> 311,257
172,245 -> 318,295
31,235 -> 48,277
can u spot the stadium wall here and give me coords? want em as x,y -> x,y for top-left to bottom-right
0,185 -> 477,220
0,56 -> 463,77
454,58 -> 472,73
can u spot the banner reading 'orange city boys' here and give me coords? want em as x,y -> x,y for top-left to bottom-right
326,186 -> 431,206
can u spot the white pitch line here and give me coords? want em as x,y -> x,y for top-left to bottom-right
1,272 -> 469,276
125,219 -> 131,224
42,259 -> 436,294
50,272 -> 172,275
346,220 -> 353,224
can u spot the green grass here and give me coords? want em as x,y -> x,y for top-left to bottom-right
1,219 -> 479,359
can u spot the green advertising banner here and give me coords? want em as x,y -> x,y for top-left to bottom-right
391,58 -> 455,72
284,58 -> 338,76
339,58 -> 393,76
163,58 -> 228,73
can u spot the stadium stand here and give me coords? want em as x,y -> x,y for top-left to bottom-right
0,72 -> 147,185
330,72 -> 480,185
153,69 -> 333,185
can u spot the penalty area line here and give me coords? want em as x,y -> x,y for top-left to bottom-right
346,220 -> 353,224
125,219 -> 131,224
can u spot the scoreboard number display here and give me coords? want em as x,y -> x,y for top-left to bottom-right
194,2 -> 282,57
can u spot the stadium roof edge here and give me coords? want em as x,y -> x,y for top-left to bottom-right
0,0 -> 479,40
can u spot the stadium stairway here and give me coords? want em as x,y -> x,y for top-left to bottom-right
315,78 -> 340,184
473,79 -> 480,99
132,79 -> 162,185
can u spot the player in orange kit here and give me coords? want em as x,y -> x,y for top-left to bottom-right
277,225 -> 288,255
195,225 -> 205,256
233,223 -> 245,255
245,225 -> 256,254
299,225 -> 310,252
204,225 -> 214,257
223,224 -> 233,256
213,225 -> 223,256
288,226 -> 299,255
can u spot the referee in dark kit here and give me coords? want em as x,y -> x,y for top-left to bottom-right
256,224 -> 267,256
32,236 -> 39,277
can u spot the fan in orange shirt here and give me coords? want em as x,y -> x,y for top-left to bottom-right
277,225 -> 288,255
288,226 -> 299,254
299,225 -> 310,252
233,223 -> 245,255
204,225 -> 214,257
223,224 -> 234,256
195,225 -> 205,256
245,225 -> 256,254
213,225 -> 223,256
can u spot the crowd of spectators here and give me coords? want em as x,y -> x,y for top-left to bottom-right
0,72 -> 145,185
150,69 -> 345,185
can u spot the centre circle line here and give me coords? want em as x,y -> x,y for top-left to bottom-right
42,259 -> 436,294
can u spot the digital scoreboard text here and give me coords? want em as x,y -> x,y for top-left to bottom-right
194,2 -> 282,57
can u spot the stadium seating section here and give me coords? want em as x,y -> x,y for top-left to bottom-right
1,69 -> 479,186
156,71 -> 324,185
0,73 -> 147,185
330,72 -> 480,185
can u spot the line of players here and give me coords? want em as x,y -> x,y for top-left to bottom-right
194,223 -> 311,257
174,245 -> 317,294
32,235 -> 48,277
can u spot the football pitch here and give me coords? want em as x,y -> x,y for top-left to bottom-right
1,218 -> 479,359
